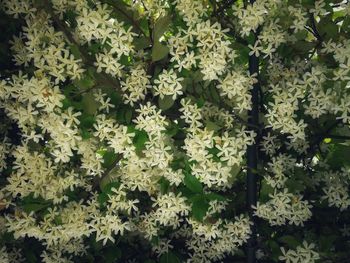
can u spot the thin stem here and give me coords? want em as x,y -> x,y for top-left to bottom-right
40,2 -> 121,91
92,154 -> 122,191
101,0 -> 149,39
232,112 -> 262,131
218,16 -> 249,46
297,120 -> 343,162
246,1 -> 260,262
321,134 -> 350,140
216,0 -> 237,15
308,12 -> 323,43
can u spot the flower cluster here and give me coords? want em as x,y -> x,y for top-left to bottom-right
153,69 -> 184,100
0,0 -> 349,262
3,1 -> 84,84
255,189 -> 312,226
279,241 -> 320,263
255,155 -> 313,226
314,168 -> 350,211
185,215 -> 252,262
217,69 -> 254,113
121,64 -> 151,106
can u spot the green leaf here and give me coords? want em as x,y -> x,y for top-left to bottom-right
90,234 -> 103,251
98,181 -> 121,206
209,86 -> 220,103
159,251 -> 181,263
21,195 -> 50,213
124,108 -> 133,124
319,235 -> 337,252
81,129 -> 92,140
54,215 -> 62,225
116,106 -> 126,123
327,144 -> 350,169
98,192 -> 109,206
323,138 -> 332,144
99,168 -> 120,192
74,75 -> 95,90
69,44 -> 82,59
205,193 -> 226,202
165,123 -> 179,137
293,41 -> 315,54
318,15 -> 339,40
230,164 -> 241,179
159,95 -> 174,110
109,91 -> 123,107
23,249 -> 37,263
191,194 -> 210,221
178,185 -> 195,199
278,235 -> 300,249
159,177 -> 170,194
205,120 -> 221,132
116,105 -> 133,124
341,17 -> 350,33
152,41 -> 169,62
119,54 -> 132,66
61,98 -> 72,110
294,29 -> 308,41
64,9 -> 78,28
79,114 -> 95,129
127,125 -> 136,133
104,181 -> 121,193
82,92 -> 98,115
102,151 -> 118,169
196,97 -> 205,108
260,180 -> 274,202
104,247 -> 122,263
285,178 -> 305,193
22,203 -> 49,213
151,236 -> 159,246
267,240 -> 281,262
184,173 -> 203,194
133,129 -> 149,154
153,15 -> 172,40
133,36 -> 152,50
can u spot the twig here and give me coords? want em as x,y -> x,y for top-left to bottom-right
218,16 -> 248,46
209,0 -> 217,14
92,154 -> 122,191
40,2 -> 121,92
308,12 -> 323,43
216,0 -> 237,15
100,0 -> 149,39
232,112 -> 262,131
310,120 -> 343,148
321,134 -> 350,140
296,119 -> 343,162
304,25 -> 318,39
246,0 -> 260,261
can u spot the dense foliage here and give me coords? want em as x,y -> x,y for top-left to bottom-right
0,0 -> 350,262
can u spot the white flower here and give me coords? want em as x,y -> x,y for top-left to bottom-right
248,41 -> 263,57
89,214 -> 130,245
153,69 -> 184,100
121,64 -> 151,106
279,241 -> 320,263
151,192 -> 190,229
94,51 -> 124,78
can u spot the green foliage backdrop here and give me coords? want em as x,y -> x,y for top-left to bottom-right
0,0 -> 350,262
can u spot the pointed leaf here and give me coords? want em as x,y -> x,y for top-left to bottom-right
152,41 -> 169,62
154,15 -> 172,40
159,95 -> 174,110
184,173 -> 203,194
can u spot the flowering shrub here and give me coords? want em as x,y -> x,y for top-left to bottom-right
0,0 -> 349,262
